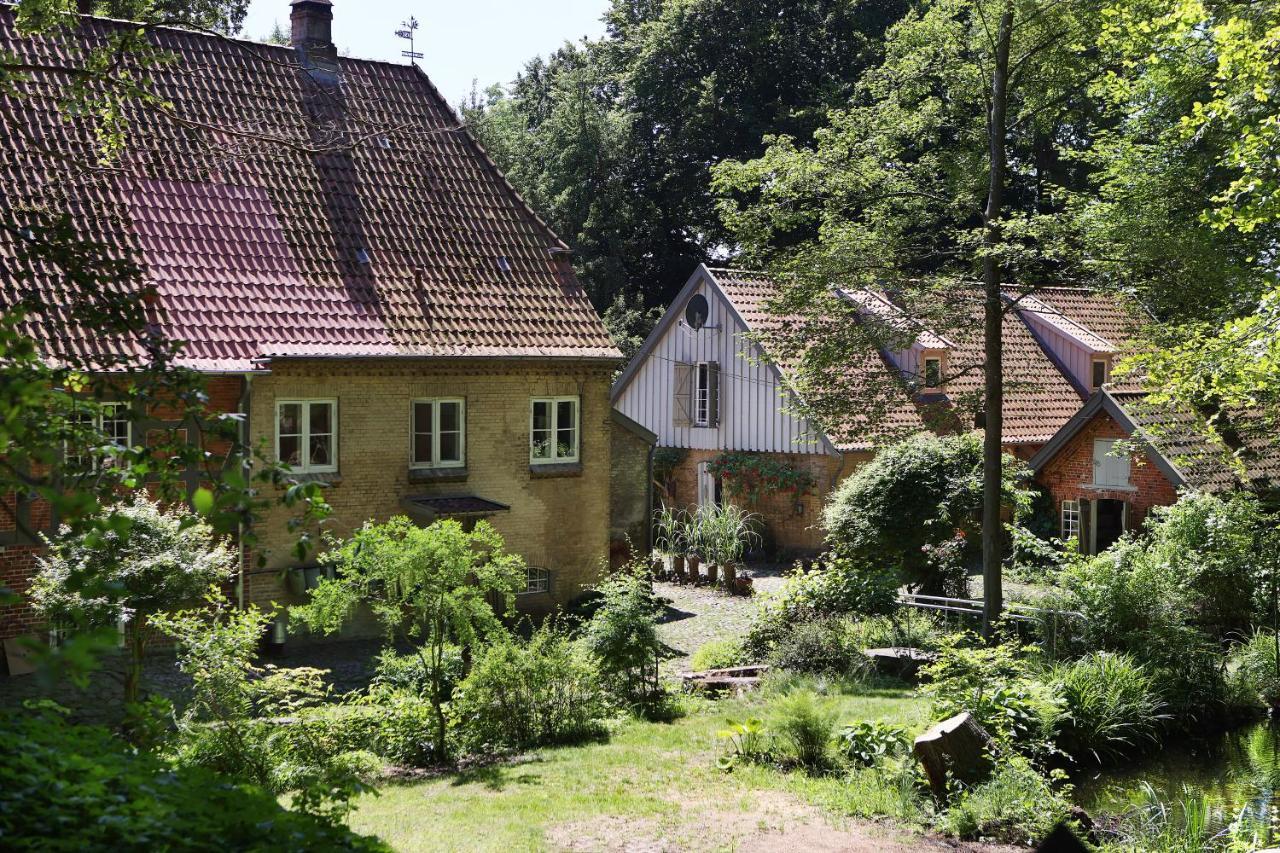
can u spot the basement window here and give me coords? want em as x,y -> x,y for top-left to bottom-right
520,566 -> 552,595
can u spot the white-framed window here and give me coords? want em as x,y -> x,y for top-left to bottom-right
923,356 -> 943,389
530,397 -> 579,463
411,398 -> 465,468
276,399 -> 338,473
1091,358 -> 1108,389
695,362 -> 712,426
520,566 -> 552,595
65,401 -> 132,468
1093,438 -> 1131,488
1061,499 -> 1080,542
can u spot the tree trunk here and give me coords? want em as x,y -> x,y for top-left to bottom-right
913,711 -> 995,799
981,5 -> 1014,639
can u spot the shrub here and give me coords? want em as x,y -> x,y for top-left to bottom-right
715,717 -> 769,769
1231,631 -> 1280,710
939,754 -> 1074,844
368,646 -> 464,700
154,590 -> 377,819
769,690 -> 838,771
766,617 -> 869,677
580,564 -> 666,708
292,517 -> 526,761
1004,523 -> 1067,581
1052,652 -> 1167,764
823,433 -> 1031,595
0,707 -> 386,851
921,634 -> 1061,755
744,554 -> 898,657
450,625 -> 609,754
31,493 -> 237,708
836,720 -> 908,767
845,613 -> 945,652
690,638 -> 744,671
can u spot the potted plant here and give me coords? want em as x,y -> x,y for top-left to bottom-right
653,506 -> 687,580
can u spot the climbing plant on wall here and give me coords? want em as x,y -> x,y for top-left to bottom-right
706,453 -> 815,504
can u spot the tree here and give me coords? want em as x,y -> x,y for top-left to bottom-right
823,433 -> 1031,596
30,492 -> 238,706
463,0 -> 910,310
291,517 -> 526,761
580,565 -> 665,706
714,0 -> 1104,634
1077,0 -> 1280,438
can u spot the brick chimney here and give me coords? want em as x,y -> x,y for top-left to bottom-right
290,0 -> 337,67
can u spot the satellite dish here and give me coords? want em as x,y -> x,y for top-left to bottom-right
684,294 -> 710,330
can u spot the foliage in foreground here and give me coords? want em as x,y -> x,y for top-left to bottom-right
450,624 -> 609,754
0,705 -> 385,852
579,565 -> 668,709
1052,652 -> 1167,765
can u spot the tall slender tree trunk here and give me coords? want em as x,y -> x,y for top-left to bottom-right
981,6 -> 1014,638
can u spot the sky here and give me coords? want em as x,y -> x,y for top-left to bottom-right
241,0 -> 611,106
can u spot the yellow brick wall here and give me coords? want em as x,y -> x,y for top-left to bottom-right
243,359 -> 614,624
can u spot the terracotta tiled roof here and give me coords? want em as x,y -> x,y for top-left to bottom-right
0,10 -> 619,371
1009,286 -> 1143,350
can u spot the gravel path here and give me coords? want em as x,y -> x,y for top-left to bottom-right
654,563 -> 789,671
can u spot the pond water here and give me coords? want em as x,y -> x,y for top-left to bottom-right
1076,720 -> 1280,841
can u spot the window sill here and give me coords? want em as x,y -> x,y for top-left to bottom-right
529,462 -> 583,478
408,466 -> 468,484
289,472 -> 341,486
1081,483 -> 1137,493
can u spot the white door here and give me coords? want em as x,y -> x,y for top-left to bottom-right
696,461 -> 717,507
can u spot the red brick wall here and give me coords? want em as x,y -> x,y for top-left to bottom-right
665,449 -> 871,556
1036,410 -> 1178,540
0,376 -> 246,642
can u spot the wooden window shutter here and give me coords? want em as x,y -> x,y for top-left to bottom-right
707,362 -> 721,427
673,363 -> 693,428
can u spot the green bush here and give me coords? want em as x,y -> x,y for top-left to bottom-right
845,612 -> 946,652
580,564 -> 666,708
1052,652 -> 1167,764
690,638 -> 745,671
921,634 -> 1061,755
836,720 -> 909,767
1231,631 -> 1280,710
939,754 -> 1075,844
0,708 -> 386,851
823,433 -> 1031,595
766,617 -> 870,677
1004,523 -> 1067,581
451,625 -> 609,754
744,554 -> 899,657
769,690 -> 838,771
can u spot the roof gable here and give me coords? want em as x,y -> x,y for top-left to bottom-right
0,10 -> 619,370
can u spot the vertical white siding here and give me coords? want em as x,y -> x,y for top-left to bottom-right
615,277 -> 829,455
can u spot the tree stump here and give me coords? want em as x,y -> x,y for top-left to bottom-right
912,712 -> 995,799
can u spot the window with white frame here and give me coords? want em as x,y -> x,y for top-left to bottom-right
65,401 -> 132,468
1093,438 -> 1131,487
520,566 -> 552,595
276,399 -> 338,473
695,362 -> 712,425
923,356 -> 943,389
1061,500 -> 1081,542
530,397 -> 579,463
1091,358 -> 1108,389
411,398 -> 465,468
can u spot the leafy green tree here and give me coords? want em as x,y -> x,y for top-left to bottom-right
824,433 -> 1031,596
714,0 -> 1105,632
580,565 -> 665,706
463,0 -> 910,309
30,492 -> 238,707
291,517 -> 526,760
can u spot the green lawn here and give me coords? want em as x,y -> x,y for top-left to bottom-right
348,681 -> 935,852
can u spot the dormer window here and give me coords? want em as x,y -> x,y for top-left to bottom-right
919,351 -> 946,390
1091,358 -> 1108,390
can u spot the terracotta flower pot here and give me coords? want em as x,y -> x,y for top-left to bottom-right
734,575 -> 754,596
721,562 -> 737,592
705,562 -> 719,584
687,556 -> 701,584
672,554 -> 686,580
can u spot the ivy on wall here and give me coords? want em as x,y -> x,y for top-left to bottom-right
706,453 -> 816,504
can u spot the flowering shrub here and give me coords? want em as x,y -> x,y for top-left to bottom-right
706,453 -> 815,504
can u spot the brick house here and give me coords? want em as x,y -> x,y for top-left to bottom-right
612,265 -> 1144,555
1030,389 -> 1280,553
0,1 -> 628,643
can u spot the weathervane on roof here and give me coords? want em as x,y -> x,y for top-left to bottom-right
395,17 -> 423,65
